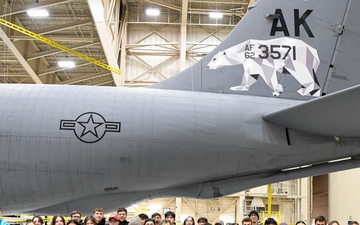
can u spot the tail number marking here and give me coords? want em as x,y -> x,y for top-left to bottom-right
257,45 -> 296,60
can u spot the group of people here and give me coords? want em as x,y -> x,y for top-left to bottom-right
26,208 -> 186,225
1,207 -> 359,225
244,211 -> 360,225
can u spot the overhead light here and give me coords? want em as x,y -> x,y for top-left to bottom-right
209,12 -> 223,19
58,60 -> 75,68
146,8 -> 160,16
27,9 -> 49,18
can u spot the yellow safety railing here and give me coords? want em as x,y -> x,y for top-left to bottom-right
0,18 -> 121,75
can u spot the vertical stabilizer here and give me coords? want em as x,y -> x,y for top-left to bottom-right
149,0 -> 357,100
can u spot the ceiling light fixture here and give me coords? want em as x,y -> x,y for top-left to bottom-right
27,9 -> 49,18
146,8 -> 160,16
58,60 -> 75,68
209,12 -> 223,19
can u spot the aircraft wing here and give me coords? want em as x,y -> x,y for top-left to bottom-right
263,84 -> 360,137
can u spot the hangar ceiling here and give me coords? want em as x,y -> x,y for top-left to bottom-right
0,0 -> 252,87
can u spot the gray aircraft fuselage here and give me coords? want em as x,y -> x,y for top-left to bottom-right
0,84 -> 356,214
2,0 -> 360,214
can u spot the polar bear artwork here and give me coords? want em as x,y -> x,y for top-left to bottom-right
207,37 -> 321,97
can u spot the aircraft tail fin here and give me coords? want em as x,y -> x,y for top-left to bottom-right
149,0 -> 360,100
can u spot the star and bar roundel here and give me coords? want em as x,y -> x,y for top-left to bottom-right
60,112 -> 121,143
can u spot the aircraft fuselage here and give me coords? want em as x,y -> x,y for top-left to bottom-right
0,84 -> 356,214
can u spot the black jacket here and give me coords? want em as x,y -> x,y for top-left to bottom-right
98,218 -> 106,225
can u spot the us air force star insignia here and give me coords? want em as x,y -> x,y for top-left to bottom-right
60,112 -> 121,143
78,114 -> 102,138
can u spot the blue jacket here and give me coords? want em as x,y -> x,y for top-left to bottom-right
0,218 -> 10,225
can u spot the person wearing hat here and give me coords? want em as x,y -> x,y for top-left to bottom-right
248,210 -> 259,225
109,215 -> 121,225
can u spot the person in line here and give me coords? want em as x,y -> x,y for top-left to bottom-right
164,212 -> 176,225
117,208 -> 129,225
109,215 -> 121,225
329,221 -> 339,225
84,216 -> 97,225
33,216 -> 44,225
71,211 -> 83,225
51,215 -> 66,225
242,217 -> 252,225
264,218 -> 277,225
349,222 -> 359,225
248,210 -> 259,225
197,218 -> 208,225
314,216 -> 327,225
144,219 -> 156,225
152,213 -> 162,225
139,214 -> 149,225
94,208 -> 106,225
295,221 -> 306,225
183,216 -> 195,225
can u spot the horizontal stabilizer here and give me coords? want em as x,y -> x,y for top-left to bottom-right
263,84 -> 360,137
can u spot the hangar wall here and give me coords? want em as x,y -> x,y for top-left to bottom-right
131,179 -> 310,225
329,168 -> 360,224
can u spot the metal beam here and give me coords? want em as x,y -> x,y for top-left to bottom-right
0,27 -> 42,84
93,78 -> 114,86
127,22 -> 236,27
145,0 -> 181,11
209,198 -> 238,222
182,198 -> 205,218
124,81 -> 156,87
36,18 -> 93,35
188,9 -> 245,17
26,42 -> 100,60
87,0 -> 122,86
59,72 -> 110,84
120,18 -> 128,86
0,74 -> 30,77
180,0 -> 188,70
126,42 -> 180,48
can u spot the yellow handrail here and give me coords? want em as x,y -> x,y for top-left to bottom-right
0,18 -> 121,75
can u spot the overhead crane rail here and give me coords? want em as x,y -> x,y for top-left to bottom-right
0,18 -> 121,75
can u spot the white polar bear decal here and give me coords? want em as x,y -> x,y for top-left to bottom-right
207,37 -> 321,96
